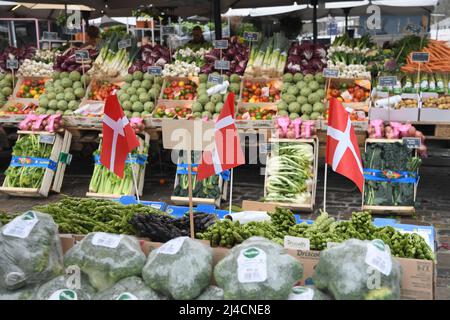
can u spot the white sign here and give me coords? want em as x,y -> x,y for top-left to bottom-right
91,232 -> 122,249
2,212 -> 39,239
237,247 -> 267,283
157,236 -> 188,255
284,236 -> 310,251
365,239 -> 392,276
118,38 -> 132,50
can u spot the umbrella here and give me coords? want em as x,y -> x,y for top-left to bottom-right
186,15 -> 210,22
97,15 -> 125,27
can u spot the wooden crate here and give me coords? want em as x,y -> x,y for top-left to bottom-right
11,76 -> 49,105
0,130 -> 72,197
86,133 -> 149,198
261,138 -> 319,211
362,139 -> 417,215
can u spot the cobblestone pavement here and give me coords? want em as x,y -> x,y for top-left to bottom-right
0,149 -> 449,299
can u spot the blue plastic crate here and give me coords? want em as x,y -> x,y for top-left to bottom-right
117,196 -> 167,211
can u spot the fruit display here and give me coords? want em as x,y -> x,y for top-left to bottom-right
0,73 -> 15,108
36,71 -> 90,115
279,72 -> 326,120
16,79 -> 46,99
241,78 -> 281,103
236,106 -> 276,120
326,80 -> 371,103
17,59 -> 53,77
422,95 -> 450,109
88,80 -> 121,101
116,71 -> 162,118
192,73 -> 241,120
1,102 -> 38,115
161,79 -> 197,101
285,42 -> 327,75
394,98 -> 418,109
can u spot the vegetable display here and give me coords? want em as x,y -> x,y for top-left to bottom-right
54,47 -> 97,73
241,78 -> 281,103
88,80 -> 120,102
0,73 -> 15,109
196,286 -> 224,300
1,102 -> 38,115
33,274 -> 96,300
128,44 -> 171,74
3,134 -> 52,189
264,142 -> 314,204
94,276 -> 166,300
285,42 -> 327,75
313,239 -> 402,300
162,79 -> 197,101
288,285 -> 332,300
279,72 -> 325,120
33,50 -> 57,64
0,46 -> 36,72
18,59 -> 53,78
401,40 -> 450,73
15,79 -> 46,99
422,95 -> 450,109
326,80 -> 371,103
142,237 -> 213,300
174,44 -> 211,67
162,60 -> 201,77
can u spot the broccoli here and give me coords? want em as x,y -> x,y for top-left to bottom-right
288,285 -> 332,300
64,233 -> 146,291
94,277 -> 166,300
33,274 -> 96,300
142,237 -> 213,300
196,286 -> 224,300
0,211 -> 64,290
0,285 -> 39,300
214,237 -> 303,300
313,239 -> 402,300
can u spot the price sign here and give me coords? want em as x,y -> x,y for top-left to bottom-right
207,74 -> 224,85
64,27 -> 81,35
162,26 -> 175,35
118,38 -> 132,50
213,40 -> 229,50
75,50 -> 90,63
39,134 -> 56,145
6,59 -> 18,69
243,32 -> 259,41
411,52 -> 430,63
42,31 -> 58,40
379,76 -> 397,88
402,137 -> 421,149
323,68 -> 340,78
147,66 -> 162,75
214,60 -> 230,70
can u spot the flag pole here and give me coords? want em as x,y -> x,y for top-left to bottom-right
228,168 -> 234,214
323,163 -> 328,212
128,153 -> 141,203
187,149 -> 195,238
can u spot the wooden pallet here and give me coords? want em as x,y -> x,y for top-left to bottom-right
262,137 -> 319,212
0,130 -> 71,197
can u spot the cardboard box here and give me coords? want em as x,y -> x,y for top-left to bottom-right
369,107 -> 390,121
420,92 -> 450,123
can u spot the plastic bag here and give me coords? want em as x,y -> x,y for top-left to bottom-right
142,237 -> 213,300
64,232 -> 146,291
288,285 -> 332,300
0,211 -> 64,290
196,286 -> 224,300
33,274 -> 96,300
0,285 -> 39,300
94,277 -> 166,300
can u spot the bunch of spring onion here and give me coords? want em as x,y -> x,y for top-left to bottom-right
89,33 -> 140,79
264,142 -> 314,204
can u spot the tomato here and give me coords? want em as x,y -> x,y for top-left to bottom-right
171,81 -> 178,88
244,81 -> 252,88
251,85 -> 257,91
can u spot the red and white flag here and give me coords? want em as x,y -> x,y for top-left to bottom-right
100,94 -> 140,178
326,97 -> 364,192
197,92 -> 245,181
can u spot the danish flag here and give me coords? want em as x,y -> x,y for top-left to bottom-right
197,92 -> 245,180
326,98 -> 364,192
100,94 -> 140,178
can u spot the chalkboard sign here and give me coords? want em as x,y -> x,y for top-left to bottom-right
75,50 -> 90,63
42,31 -> 58,40
243,32 -> 259,42
118,38 -> 132,49
39,134 -> 56,145
379,76 -> 397,88
6,59 -> 18,69
323,68 -> 340,78
207,74 -> 224,85
402,137 -> 421,149
147,66 -> 162,75
162,26 -> 175,35
214,60 -> 230,70
64,27 -> 81,35
213,40 -> 229,50
411,52 -> 430,63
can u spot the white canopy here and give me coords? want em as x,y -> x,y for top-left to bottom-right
89,16 -> 136,27
223,2 -> 307,17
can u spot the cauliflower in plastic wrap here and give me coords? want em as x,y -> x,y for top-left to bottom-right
0,285 -> 39,300
33,274 -> 96,300
94,276 -> 166,300
288,285 -> 332,300
196,286 -> 224,300
214,237 -> 303,300
0,211 -> 64,290
313,239 -> 402,300
64,232 -> 146,291
142,237 -> 213,300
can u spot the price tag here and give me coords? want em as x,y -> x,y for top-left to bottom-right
39,134 -> 56,145
411,52 -> 430,63
214,60 -> 230,70
158,236 -> 188,255
207,74 -> 224,85
162,26 -> 175,35
75,50 -> 90,63
365,239 -> 392,276
118,38 -> 132,50
147,66 -> 162,75
2,212 -> 39,239
237,247 -> 267,283
116,292 -> 138,300
243,32 -> 259,42
6,59 -> 18,69
379,76 -> 397,88
213,40 -> 229,50
91,232 -> 122,249
284,236 -> 310,251
49,289 -> 78,300
261,87 -> 270,97
402,137 -> 421,149
323,68 -> 340,78
42,31 -> 58,40
288,286 -> 315,300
